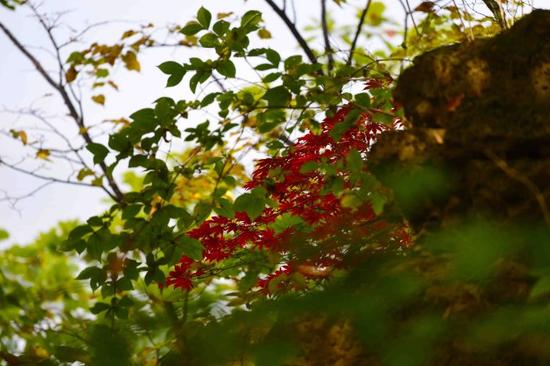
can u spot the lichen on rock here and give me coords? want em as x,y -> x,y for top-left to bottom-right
370,9 -> 550,231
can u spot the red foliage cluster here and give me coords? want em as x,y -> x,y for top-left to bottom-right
167,82 -> 411,292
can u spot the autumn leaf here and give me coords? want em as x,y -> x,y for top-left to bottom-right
36,149 -> 50,160
121,30 -> 136,40
257,28 -> 272,39
65,66 -> 78,83
91,176 -> 103,186
105,117 -> 130,126
122,51 -> 141,72
107,80 -> 119,90
10,129 -> 27,145
415,1 -> 436,13
217,11 -> 233,19
77,168 -> 95,181
92,94 -> 105,105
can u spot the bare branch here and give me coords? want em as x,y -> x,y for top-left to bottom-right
347,0 -> 373,66
264,0 -> 319,66
321,0 -> 334,72
481,0 -> 507,29
0,19 -> 124,202
0,22 -> 60,92
0,181 -> 53,209
0,157 -> 113,194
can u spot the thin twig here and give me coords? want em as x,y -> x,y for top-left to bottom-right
347,0 -> 373,66
0,181 -> 53,208
264,0 -> 319,66
321,0 -> 334,72
0,20 -> 125,202
0,157 -> 107,190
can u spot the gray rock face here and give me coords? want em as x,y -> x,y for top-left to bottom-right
369,10 -> 550,231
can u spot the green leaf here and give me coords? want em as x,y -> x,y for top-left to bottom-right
69,224 -> 93,240
329,108 -> 360,141
199,32 -> 219,48
197,6 -> 212,29
255,63 -> 277,71
284,55 -> 303,70
270,213 -> 304,234
167,72 -> 185,87
158,61 -> 183,75
530,275 -> 550,300
77,266 -> 107,291
366,1 -> 386,26
216,59 -> 236,78
265,49 -> 281,65
0,229 -> 9,242
77,266 -> 103,280
180,235 -> 203,261
213,197 -> 235,218
144,268 -> 165,285
369,192 -> 386,215
262,86 -> 291,107
90,302 -> 110,314
213,20 -> 230,35
88,325 -> 132,366
96,68 -> 109,78
234,192 -> 265,220
241,10 -> 262,32
372,112 -> 394,124
201,92 -> 220,107
180,21 -> 203,36
355,93 -> 371,108
86,143 -> 109,164
108,134 -> 132,154
54,346 -> 89,364
130,108 -> 155,122
87,216 -> 103,227
346,149 -> 363,172
262,72 -> 282,83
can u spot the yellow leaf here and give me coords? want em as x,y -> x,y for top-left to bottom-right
258,28 -> 272,39
92,94 -> 105,105
217,12 -> 233,19
107,80 -> 119,90
65,66 -> 78,83
415,1 -> 436,13
36,149 -> 50,160
77,168 -> 94,181
105,117 -> 130,126
10,129 -> 28,145
340,193 -> 362,209
33,345 -> 49,359
19,130 -> 28,145
92,176 -> 103,186
121,30 -> 136,40
122,51 -> 141,72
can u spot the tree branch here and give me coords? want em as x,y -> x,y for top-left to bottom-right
321,0 -> 334,72
0,157 -> 117,200
347,0 -> 372,66
0,20 -> 125,203
264,0 -> 319,66
481,0 -> 507,29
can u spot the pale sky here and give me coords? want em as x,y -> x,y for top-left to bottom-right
1,0 -> 547,246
